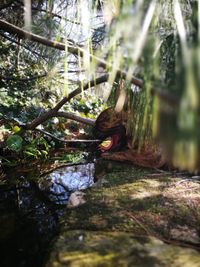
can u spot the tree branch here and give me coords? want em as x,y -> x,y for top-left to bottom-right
0,73 -> 47,81
0,19 -> 81,55
0,31 -> 48,60
54,74 -> 109,111
0,109 -> 95,132
0,19 -> 143,88
0,18 -> 180,106
0,19 -> 179,127
34,128 -> 100,144
56,111 -> 95,126
26,74 -> 109,130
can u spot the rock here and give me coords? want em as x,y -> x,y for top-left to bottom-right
46,230 -> 200,267
93,178 -> 108,188
68,191 -> 86,207
46,160 -> 200,267
170,226 -> 200,244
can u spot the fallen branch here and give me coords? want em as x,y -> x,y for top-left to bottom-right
0,19 -> 179,132
56,111 -> 95,126
34,128 -> 100,144
26,74 -> 108,130
0,19 -> 79,54
0,19 -> 143,88
0,19 -> 181,106
0,20 -> 179,106
0,109 -> 95,133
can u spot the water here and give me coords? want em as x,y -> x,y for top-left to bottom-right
0,163 -> 95,267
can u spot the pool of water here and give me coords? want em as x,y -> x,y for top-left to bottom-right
0,163 -> 95,267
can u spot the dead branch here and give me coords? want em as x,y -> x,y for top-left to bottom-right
0,19 -> 179,132
26,74 -> 109,130
34,128 -> 100,144
0,19 -> 180,106
0,19 -> 181,107
0,19 -> 79,54
0,19 -> 143,88
56,111 -> 95,126
0,109 -> 95,132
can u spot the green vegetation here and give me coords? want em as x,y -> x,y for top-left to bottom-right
46,160 -> 200,267
0,1 -> 199,171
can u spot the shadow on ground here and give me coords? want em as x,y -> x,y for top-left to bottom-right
46,159 -> 200,267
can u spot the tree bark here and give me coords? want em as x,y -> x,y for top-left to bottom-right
0,19 -> 78,54
56,112 -> 95,126
34,128 -> 99,143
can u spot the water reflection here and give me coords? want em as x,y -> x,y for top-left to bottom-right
0,162 -> 95,267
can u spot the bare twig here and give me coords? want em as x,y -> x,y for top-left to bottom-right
34,128 -> 100,144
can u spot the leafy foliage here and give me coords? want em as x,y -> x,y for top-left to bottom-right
0,0 -> 200,170
6,134 -> 23,152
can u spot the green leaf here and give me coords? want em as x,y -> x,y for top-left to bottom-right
24,150 -> 37,158
13,125 -> 21,133
6,135 -> 23,152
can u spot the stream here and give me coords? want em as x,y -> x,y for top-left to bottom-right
0,162 -> 95,267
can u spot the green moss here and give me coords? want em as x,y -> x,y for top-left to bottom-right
47,231 -> 200,267
46,160 -> 200,267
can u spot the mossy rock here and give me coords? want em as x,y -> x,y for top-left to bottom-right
46,230 -> 200,267
46,160 -> 200,267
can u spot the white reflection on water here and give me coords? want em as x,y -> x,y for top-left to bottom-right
39,163 -> 95,204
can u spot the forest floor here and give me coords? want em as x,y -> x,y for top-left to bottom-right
46,159 -> 200,267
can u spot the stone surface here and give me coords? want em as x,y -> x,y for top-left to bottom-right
46,231 -> 200,267
46,160 -> 200,267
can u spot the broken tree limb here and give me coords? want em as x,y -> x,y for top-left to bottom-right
0,19 -> 179,132
56,112 -> 95,126
0,19 -> 143,88
1,110 -> 95,132
53,74 -> 109,111
0,19 -> 179,106
34,128 -> 100,144
0,19 -> 79,54
26,74 -> 108,130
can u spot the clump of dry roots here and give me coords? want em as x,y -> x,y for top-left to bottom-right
101,146 -> 167,169
93,108 -> 168,169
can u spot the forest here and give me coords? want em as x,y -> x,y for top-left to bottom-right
0,1 -> 200,267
